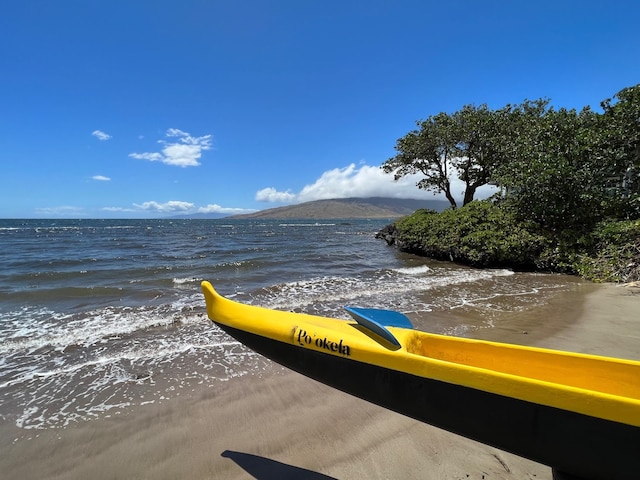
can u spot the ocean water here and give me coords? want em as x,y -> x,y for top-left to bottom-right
0,218 -> 580,430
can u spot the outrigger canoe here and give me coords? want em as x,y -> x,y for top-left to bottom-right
201,281 -> 640,480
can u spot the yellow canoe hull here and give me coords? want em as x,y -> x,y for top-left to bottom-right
202,281 -> 640,480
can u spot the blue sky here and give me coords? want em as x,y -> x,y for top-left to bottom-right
1,1 -> 639,218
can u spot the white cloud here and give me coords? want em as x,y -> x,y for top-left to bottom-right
102,201 -> 252,216
129,129 -> 212,167
255,187 -> 297,203
256,163 -> 498,204
92,175 -> 111,181
130,152 -> 163,161
132,200 -> 195,213
198,204 -> 256,214
102,206 -> 136,213
92,130 -> 112,141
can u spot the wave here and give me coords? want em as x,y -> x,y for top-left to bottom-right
278,223 -> 337,227
252,266 -> 517,316
392,265 -> 432,275
0,299 -> 273,429
0,337 -> 241,391
172,277 -> 202,285
0,300 -> 205,355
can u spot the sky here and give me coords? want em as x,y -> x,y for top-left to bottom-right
1,0 -> 639,218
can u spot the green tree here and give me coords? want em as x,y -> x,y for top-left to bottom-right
599,84 -> 640,217
383,112 -> 459,207
495,103 -> 604,233
382,104 -> 508,209
453,104 -> 510,205
496,85 -> 640,231
385,84 -> 640,226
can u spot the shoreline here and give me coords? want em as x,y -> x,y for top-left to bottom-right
2,282 -> 639,479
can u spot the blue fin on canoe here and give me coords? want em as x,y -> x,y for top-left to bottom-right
344,307 -> 413,348
345,307 -> 414,329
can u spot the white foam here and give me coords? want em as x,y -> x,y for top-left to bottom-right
278,223 -> 336,227
172,277 -> 201,285
0,304 -> 201,355
2,327 -> 263,429
260,267 -> 515,314
15,406 -> 40,429
392,265 -> 431,275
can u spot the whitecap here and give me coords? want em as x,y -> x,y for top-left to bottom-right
392,265 -> 431,275
172,277 -> 201,285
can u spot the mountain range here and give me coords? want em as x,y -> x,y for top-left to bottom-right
229,197 -> 450,219
171,197 -> 449,219
169,197 -> 449,220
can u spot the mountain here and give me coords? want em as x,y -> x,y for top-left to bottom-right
229,197 -> 450,219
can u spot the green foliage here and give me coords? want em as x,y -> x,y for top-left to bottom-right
394,201 -> 549,269
495,104 -> 609,233
574,220 -> 640,282
383,104 -> 509,209
493,86 -> 640,231
385,84 -> 640,231
390,204 -> 640,283
494,87 -> 640,232
383,83 -> 640,282
599,85 -> 640,218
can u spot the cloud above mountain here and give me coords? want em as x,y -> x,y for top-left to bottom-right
256,163 -> 497,204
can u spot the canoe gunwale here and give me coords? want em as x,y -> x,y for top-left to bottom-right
201,281 -> 640,428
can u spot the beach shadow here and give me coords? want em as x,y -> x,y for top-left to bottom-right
221,450 -> 338,480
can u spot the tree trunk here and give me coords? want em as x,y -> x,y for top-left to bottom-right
445,193 -> 458,209
462,185 -> 476,206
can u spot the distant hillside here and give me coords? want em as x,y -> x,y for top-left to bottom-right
229,197 -> 449,219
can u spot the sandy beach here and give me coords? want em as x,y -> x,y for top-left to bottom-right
2,282 -> 639,480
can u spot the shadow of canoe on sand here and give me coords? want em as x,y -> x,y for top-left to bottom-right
221,450 -> 339,480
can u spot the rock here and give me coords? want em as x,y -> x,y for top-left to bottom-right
375,224 -> 397,246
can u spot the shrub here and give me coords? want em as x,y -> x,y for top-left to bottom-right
394,201 -> 550,269
574,220 -> 640,282
384,203 -> 640,282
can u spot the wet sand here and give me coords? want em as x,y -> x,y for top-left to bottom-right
1,283 -> 639,480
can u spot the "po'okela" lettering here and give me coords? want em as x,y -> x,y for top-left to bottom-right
296,328 -> 351,356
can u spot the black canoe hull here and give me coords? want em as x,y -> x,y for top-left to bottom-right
217,322 -> 640,480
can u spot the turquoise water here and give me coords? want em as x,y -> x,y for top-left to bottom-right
0,218 -> 577,429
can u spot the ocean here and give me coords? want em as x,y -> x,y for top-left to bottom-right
0,218 -> 582,431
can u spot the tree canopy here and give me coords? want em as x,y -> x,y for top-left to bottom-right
382,104 -> 507,209
383,84 -> 640,232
